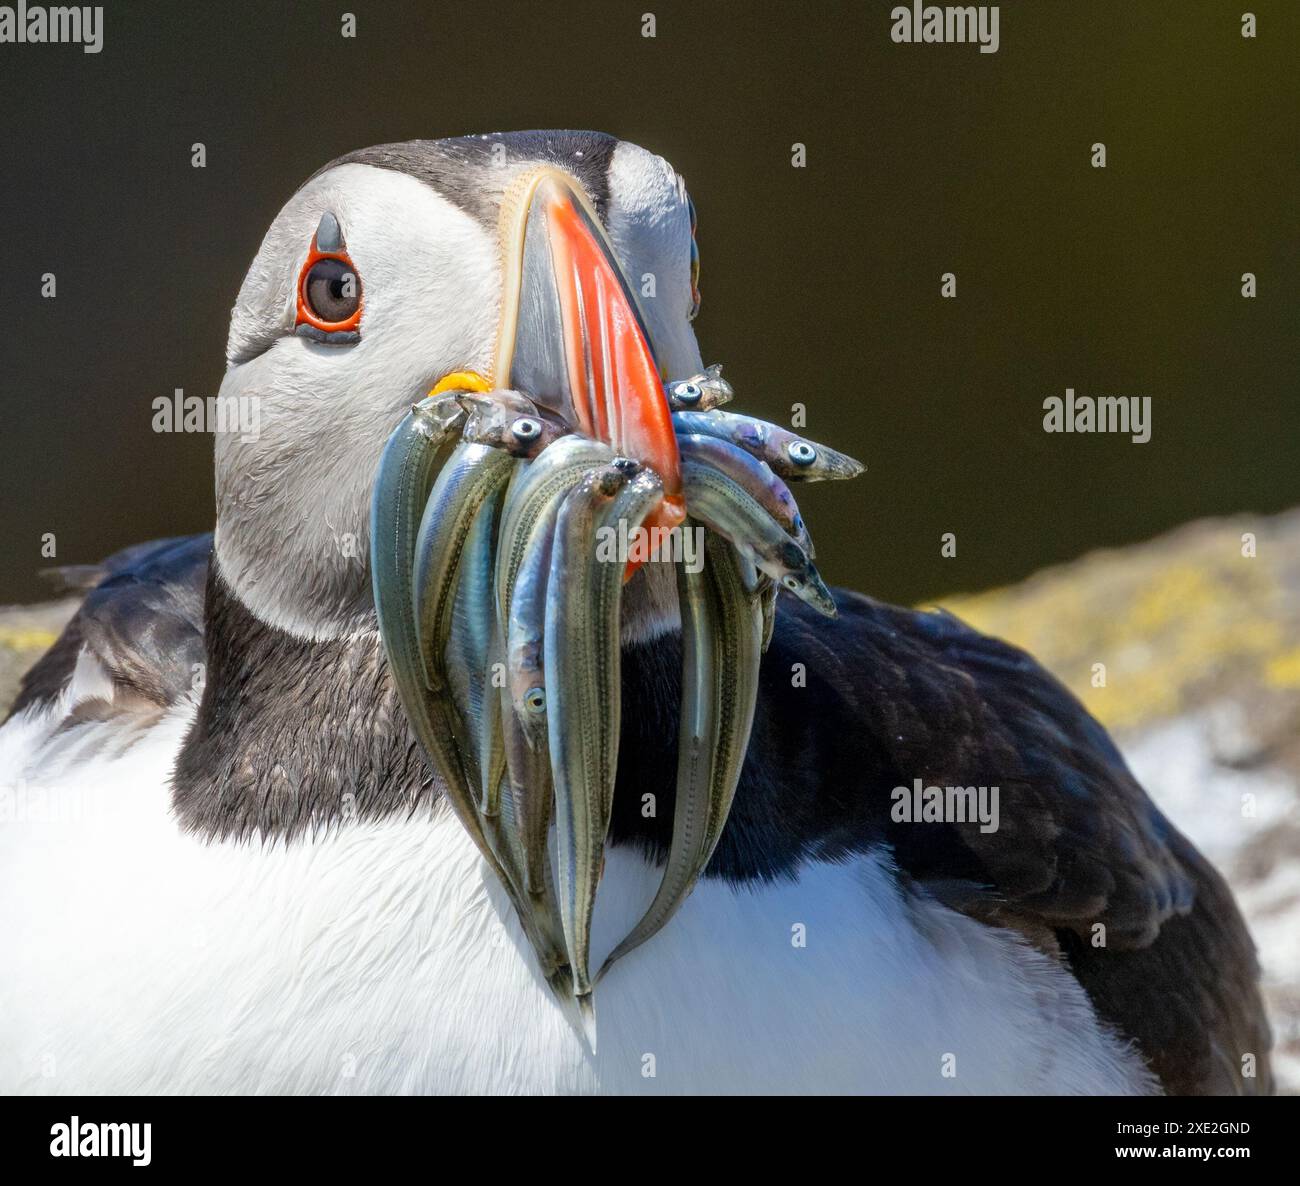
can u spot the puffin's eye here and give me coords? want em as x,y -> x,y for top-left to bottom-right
302,258 -> 361,326
781,575 -> 801,591
511,417 -> 542,442
787,441 -> 817,467
673,381 -> 702,405
295,212 -> 363,339
524,687 -> 546,714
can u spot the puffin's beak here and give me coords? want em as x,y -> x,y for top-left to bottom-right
495,167 -> 686,536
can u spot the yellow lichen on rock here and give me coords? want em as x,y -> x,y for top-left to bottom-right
0,600 -> 80,717
937,511 -> 1300,736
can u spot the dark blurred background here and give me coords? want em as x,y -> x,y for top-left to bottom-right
1,0 -> 1295,606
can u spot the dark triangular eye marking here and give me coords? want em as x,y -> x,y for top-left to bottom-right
314,211 -> 344,253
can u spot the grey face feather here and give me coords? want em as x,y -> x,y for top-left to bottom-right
307,132 -> 620,228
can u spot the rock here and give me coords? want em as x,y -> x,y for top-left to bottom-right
940,510 -> 1300,755
0,598 -> 80,717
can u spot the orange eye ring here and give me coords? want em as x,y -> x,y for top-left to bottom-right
296,246 -> 363,333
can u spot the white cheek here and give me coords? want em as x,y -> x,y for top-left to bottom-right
214,166 -> 505,640
356,220 -> 500,394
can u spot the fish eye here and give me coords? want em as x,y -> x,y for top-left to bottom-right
674,382 -> 702,405
781,575 -> 802,591
512,417 -> 542,442
524,687 -> 546,713
299,257 -> 362,329
787,441 -> 817,467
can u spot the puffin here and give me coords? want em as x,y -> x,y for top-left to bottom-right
0,131 -> 1271,1095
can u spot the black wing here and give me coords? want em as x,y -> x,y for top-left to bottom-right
881,600 -> 1270,1095
614,588 -> 1272,1095
7,533 -> 212,723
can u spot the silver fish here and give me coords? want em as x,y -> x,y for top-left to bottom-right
545,463 -> 664,1028
496,444 -> 633,993
410,442 -> 514,816
458,389 -> 572,460
665,363 -> 733,412
495,437 -> 614,912
412,442 -> 516,732
371,400 -> 572,990
672,409 -> 865,481
680,456 -> 837,617
676,431 -> 814,557
600,529 -> 763,976
409,442 -> 572,985
503,495 -> 562,895
495,476 -> 594,993
696,532 -> 763,862
495,435 -> 615,623
445,480 -> 507,814
370,395 -> 474,822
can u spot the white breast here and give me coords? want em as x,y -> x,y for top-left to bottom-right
0,703 -> 1156,1095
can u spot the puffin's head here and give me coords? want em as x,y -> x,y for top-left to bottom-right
214,132 -> 703,641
